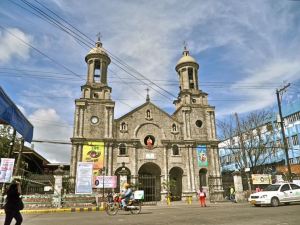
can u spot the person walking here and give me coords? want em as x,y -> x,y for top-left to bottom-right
197,187 -> 207,207
229,186 -> 236,203
3,181 -> 23,225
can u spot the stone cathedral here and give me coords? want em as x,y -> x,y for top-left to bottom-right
70,39 -> 223,202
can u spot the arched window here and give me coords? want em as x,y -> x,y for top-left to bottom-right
119,144 -> 126,155
172,145 -> 179,155
120,122 -> 127,131
146,109 -> 151,119
94,60 -> 101,83
172,124 -> 177,132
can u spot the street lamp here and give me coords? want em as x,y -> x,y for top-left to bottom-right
99,167 -> 106,202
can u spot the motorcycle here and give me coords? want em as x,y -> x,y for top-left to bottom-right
105,193 -> 142,215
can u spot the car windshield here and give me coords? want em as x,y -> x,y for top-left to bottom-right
264,185 -> 281,191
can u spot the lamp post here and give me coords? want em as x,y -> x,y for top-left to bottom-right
99,167 -> 106,202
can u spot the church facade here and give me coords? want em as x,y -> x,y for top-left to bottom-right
70,39 -> 224,201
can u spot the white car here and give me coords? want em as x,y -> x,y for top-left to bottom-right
248,182 -> 300,207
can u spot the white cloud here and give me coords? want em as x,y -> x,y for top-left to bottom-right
0,28 -> 32,63
28,108 -> 72,163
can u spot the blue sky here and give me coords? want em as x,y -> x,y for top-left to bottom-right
1,0 -> 300,163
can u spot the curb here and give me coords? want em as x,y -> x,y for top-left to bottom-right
0,206 -> 105,215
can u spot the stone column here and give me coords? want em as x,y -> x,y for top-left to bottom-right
77,145 -> 83,163
73,106 -> 79,137
185,144 -> 191,191
70,144 -> 78,178
79,106 -> 84,137
161,145 -> 169,201
189,146 -> 196,192
233,171 -> 244,202
87,60 -> 94,83
53,166 -> 64,208
104,106 -> 108,138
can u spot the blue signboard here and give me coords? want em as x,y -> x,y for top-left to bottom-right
0,86 -> 33,142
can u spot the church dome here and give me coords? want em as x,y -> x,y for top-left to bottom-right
85,41 -> 110,63
175,48 -> 199,71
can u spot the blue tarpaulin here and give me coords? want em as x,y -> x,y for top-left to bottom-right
0,86 -> 33,143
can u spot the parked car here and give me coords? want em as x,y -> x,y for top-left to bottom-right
248,182 -> 300,207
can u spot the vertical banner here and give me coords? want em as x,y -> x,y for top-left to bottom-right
75,162 -> 93,194
82,141 -> 104,176
197,145 -> 208,167
0,158 -> 15,183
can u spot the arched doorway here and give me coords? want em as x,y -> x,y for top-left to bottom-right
114,166 -> 131,193
169,167 -> 183,201
138,162 -> 161,202
199,168 -> 207,188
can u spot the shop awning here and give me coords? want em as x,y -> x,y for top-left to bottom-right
0,86 -> 33,142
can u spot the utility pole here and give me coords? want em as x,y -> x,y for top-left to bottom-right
235,113 -> 251,192
276,83 -> 292,181
14,138 -> 24,176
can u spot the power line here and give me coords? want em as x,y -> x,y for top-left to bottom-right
0,25 -> 83,80
13,0 -> 177,101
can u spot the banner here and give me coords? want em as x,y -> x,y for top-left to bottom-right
93,176 -> 117,188
75,162 -> 93,194
197,145 -> 208,167
0,158 -> 15,183
251,174 -> 271,185
82,142 -> 104,175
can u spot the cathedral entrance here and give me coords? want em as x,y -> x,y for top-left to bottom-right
138,162 -> 161,204
169,167 -> 183,201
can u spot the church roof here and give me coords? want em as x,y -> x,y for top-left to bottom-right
116,101 -> 181,124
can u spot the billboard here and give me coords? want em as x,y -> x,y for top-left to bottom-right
82,141 -> 104,175
197,145 -> 208,167
252,174 -> 271,185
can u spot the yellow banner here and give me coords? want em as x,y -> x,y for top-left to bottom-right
82,142 -> 104,175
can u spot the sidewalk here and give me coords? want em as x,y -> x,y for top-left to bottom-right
0,200 -> 248,215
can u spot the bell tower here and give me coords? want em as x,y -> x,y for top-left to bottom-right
81,38 -> 112,100
70,39 -> 115,181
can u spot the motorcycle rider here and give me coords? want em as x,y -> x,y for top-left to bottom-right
121,183 -> 133,209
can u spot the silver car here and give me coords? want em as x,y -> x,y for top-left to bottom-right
248,182 -> 300,207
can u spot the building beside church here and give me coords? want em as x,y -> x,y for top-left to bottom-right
70,39 -> 223,202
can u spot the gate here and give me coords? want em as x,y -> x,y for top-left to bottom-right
135,175 -> 158,205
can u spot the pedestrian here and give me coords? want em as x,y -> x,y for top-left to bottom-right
229,186 -> 236,203
3,181 -> 23,225
255,186 -> 261,193
197,187 -> 207,207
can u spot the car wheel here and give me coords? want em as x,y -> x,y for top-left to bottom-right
271,197 -> 279,207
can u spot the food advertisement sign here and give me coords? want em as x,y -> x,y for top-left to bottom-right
82,141 -> 104,175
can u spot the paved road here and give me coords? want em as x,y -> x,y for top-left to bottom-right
1,202 -> 300,225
